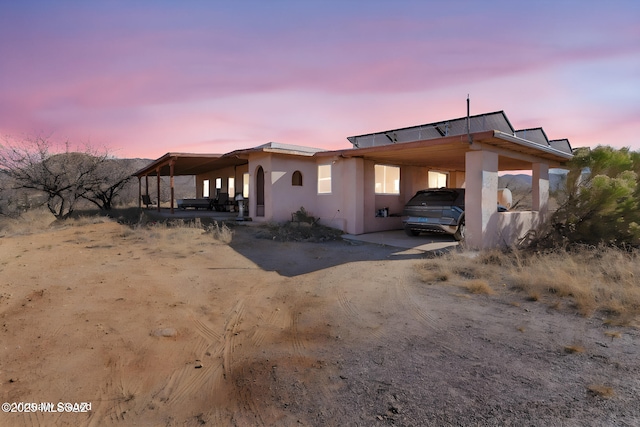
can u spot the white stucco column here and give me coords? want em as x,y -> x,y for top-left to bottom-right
465,150 -> 499,249
532,162 -> 550,223
342,158 -> 365,234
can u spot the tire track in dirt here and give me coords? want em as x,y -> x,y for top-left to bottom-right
394,266 -> 443,332
337,289 -> 386,341
337,292 -> 360,319
163,363 -> 224,406
154,310 -> 230,408
289,310 -> 306,357
222,300 -> 245,380
250,307 -> 285,347
88,355 -> 133,426
16,410 -> 61,427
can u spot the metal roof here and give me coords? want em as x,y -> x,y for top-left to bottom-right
347,111 -> 515,148
347,111 -> 573,156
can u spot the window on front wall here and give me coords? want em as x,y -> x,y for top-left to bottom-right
317,164 -> 331,194
428,171 -> 448,188
292,170 -> 302,186
242,173 -> 249,198
215,177 -> 222,192
375,165 -> 400,194
203,179 -> 210,198
228,177 -> 235,197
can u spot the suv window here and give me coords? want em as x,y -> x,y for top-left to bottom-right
406,190 -> 461,206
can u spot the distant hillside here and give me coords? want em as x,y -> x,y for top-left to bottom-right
499,171 -> 566,192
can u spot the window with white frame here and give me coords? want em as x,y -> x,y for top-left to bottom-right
374,165 -> 400,194
317,164 -> 332,194
215,177 -> 222,192
203,179 -> 210,198
428,171 -> 448,188
242,173 -> 249,198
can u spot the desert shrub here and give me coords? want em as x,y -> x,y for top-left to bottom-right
254,221 -> 343,242
534,146 -> 640,248
207,221 -> 234,244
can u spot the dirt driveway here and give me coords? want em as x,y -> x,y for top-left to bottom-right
0,221 -> 638,426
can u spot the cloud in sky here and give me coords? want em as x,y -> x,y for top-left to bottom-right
0,0 -> 638,158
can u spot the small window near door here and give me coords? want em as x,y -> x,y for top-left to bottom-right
292,170 -> 302,186
203,179 -> 210,198
215,178 -> 222,192
375,165 -> 400,194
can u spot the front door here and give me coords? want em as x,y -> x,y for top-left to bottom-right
256,166 -> 265,217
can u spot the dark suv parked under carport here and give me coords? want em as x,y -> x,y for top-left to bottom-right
402,188 -> 509,241
402,188 -> 467,240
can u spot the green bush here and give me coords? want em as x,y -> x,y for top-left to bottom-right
537,146 -> 640,247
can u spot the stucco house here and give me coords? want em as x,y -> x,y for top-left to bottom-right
134,110 -> 572,249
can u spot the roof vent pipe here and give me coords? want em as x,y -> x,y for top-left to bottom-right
466,95 -> 473,144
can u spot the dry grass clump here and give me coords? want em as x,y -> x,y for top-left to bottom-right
206,221 -> 234,244
0,207 -> 56,236
604,331 -> 621,340
587,384 -> 615,398
417,251 -> 498,284
464,279 -> 495,295
507,247 -> 640,322
417,246 -> 640,324
564,344 -> 585,354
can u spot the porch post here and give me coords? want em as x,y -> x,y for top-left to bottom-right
532,162 -> 549,224
156,167 -> 161,212
169,158 -> 175,214
465,150 -> 499,249
138,177 -> 142,208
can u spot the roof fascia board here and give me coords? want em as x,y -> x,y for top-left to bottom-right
321,131 -> 496,159
493,131 -> 572,160
469,141 -> 564,167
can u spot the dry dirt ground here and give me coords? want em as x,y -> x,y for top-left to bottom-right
0,220 -> 638,426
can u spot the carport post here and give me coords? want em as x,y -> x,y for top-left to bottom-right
532,163 -> 549,223
465,150 -> 499,249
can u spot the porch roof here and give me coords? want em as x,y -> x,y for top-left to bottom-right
133,152 -> 248,177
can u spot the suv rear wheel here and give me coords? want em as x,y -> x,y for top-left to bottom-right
404,226 -> 420,237
453,216 -> 465,241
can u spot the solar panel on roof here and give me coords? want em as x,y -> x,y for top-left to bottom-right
549,139 -> 572,154
515,128 -> 550,147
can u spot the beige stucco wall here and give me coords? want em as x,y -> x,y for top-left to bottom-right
247,153 -> 320,223
234,148 -> 554,247
495,211 -> 540,246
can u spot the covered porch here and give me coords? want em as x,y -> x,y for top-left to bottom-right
133,152 -> 249,215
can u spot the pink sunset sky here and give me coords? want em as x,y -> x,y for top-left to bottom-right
1,0 -> 638,159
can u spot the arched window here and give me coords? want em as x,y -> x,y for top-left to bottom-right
292,170 -> 303,186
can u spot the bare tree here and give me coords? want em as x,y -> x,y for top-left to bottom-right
0,135 -> 129,219
80,158 -> 132,210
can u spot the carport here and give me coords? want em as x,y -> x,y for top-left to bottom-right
331,112 -> 573,249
